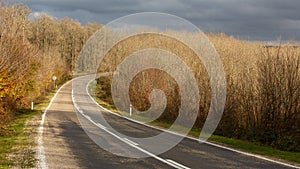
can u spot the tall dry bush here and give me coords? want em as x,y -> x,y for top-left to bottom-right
209,34 -> 262,138
95,30 -> 300,151
211,35 -> 300,151
96,32 -> 209,126
255,46 -> 300,150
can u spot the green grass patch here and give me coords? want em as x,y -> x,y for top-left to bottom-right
150,120 -> 300,164
208,135 -> 300,164
0,109 -> 40,168
0,83 -> 63,168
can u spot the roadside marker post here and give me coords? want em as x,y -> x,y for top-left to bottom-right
52,75 -> 57,89
130,104 -> 133,116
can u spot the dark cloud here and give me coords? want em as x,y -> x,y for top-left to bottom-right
21,0 -> 300,41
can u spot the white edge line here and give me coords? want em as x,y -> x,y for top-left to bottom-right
166,159 -> 191,169
84,77 -> 300,169
37,79 -> 74,169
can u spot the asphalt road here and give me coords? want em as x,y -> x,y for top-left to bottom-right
40,75 -> 299,169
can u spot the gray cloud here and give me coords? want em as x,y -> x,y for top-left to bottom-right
21,0 -> 300,41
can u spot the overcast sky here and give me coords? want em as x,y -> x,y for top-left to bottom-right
22,0 -> 300,41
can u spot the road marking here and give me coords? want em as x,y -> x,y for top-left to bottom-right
37,111 -> 47,169
198,141 -> 300,169
85,115 -> 91,120
166,159 -> 191,169
74,103 -> 80,111
83,76 -> 300,169
37,80 -> 73,169
96,123 -> 106,130
72,82 -> 191,169
123,138 -> 139,146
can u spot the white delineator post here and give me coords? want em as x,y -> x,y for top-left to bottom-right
31,102 -> 34,110
129,104 -> 133,116
52,75 -> 57,89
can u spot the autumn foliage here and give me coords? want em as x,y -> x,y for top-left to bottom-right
0,2 -> 101,126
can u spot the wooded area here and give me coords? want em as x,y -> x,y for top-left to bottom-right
0,2 -> 101,126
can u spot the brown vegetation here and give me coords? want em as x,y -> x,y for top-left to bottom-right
96,32 -> 300,151
0,2 -> 101,126
1,1 -> 299,153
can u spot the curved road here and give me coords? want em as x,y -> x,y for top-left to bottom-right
39,75 -> 299,169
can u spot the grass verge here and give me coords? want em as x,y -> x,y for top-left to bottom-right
151,121 -> 300,165
0,87 -> 60,169
0,109 -> 39,168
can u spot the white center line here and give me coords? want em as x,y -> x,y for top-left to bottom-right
96,123 -> 106,130
123,138 -> 139,146
72,86 -> 191,169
